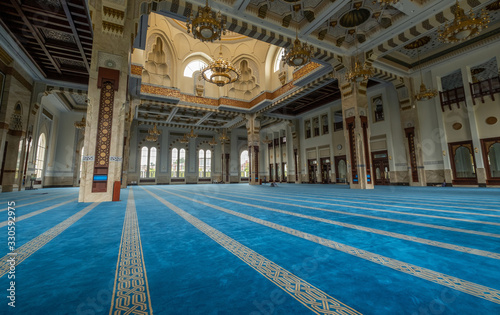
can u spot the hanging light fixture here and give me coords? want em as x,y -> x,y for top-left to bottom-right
282,6 -> 313,67
438,0 -> 489,44
145,134 -> 158,142
209,137 -> 218,146
261,135 -> 272,144
201,45 -> 240,87
74,116 -> 86,130
179,135 -> 189,144
185,128 -> 198,139
404,37 -> 437,101
219,130 -> 229,142
414,49 -> 437,101
186,0 -> 226,42
148,123 -> 161,136
345,28 -> 374,83
282,31 -> 314,67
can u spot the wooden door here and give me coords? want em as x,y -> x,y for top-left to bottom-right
320,157 -> 331,184
372,151 -> 390,185
308,159 -> 317,183
334,155 -> 347,183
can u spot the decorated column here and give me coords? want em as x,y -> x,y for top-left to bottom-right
339,72 -> 374,189
79,1 -> 133,202
246,114 -> 261,185
394,78 -> 427,186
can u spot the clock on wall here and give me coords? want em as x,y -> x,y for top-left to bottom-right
337,144 -> 342,150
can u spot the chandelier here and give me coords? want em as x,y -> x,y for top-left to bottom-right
346,59 -> 374,83
186,0 -> 226,42
74,116 -> 86,129
345,30 -> 373,82
201,45 -> 240,87
148,124 -> 161,136
209,137 -> 217,146
186,128 -> 198,139
405,38 -> 437,102
219,130 -> 229,142
261,135 -> 272,144
438,0 -> 489,43
145,134 -> 158,142
179,135 -> 189,144
282,33 -> 314,67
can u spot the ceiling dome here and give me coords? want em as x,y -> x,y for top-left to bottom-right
339,8 -> 370,28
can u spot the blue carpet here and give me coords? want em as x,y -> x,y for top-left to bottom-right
0,184 -> 498,314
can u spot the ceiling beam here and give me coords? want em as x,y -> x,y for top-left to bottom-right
60,0 -> 90,72
166,106 -> 179,123
8,0 -> 62,74
299,0 -> 350,37
195,112 -> 213,125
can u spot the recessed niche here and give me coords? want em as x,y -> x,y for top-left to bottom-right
452,122 -> 462,130
486,116 -> 498,125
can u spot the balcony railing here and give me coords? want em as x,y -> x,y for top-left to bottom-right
470,76 -> 500,105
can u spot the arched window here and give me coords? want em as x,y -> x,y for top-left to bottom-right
274,48 -> 285,73
240,150 -> 249,178
14,141 -> 23,181
198,149 -> 204,177
140,146 -> 157,179
206,150 -> 211,177
35,133 -> 46,179
171,148 -> 178,177
171,148 -> 186,178
179,149 -> 186,178
184,60 -> 207,77
79,146 -> 85,180
140,147 -> 148,178
149,147 -> 157,178
198,149 -> 212,178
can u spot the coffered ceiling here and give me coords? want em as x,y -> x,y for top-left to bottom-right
0,0 -> 93,84
175,0 -> 500,71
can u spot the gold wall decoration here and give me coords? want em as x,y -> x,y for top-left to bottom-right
452,122 -> 463,130
486,116 -> 498,125
293,62 -> 321,81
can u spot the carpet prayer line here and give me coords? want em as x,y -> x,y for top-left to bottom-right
168,189 -> 500,260
109,188 -> 153,315
154,187 -> 500,306
142,187 -> 363,315
0,202 -> 99,278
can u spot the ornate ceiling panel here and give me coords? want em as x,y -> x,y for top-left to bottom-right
0,0 -> 93,84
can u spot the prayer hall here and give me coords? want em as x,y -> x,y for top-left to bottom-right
0,0 -> 499,314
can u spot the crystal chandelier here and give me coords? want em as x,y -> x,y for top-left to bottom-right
219,130 -> 229,142
345,30 -> 373,83
148,124 -> 161,136
438,0 -> 489,43
145,134 -> 158,142
346,59 -> 374,82
179,135 -> 189,144
186,0 -> 226,42
414,48 -> 437,101
282,32 -> 314,67
74,116 -> 86,129
261,135 -> 272,144
185,128 -> 198,139
201,45 -> 240,87
209,137 -> 217,146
